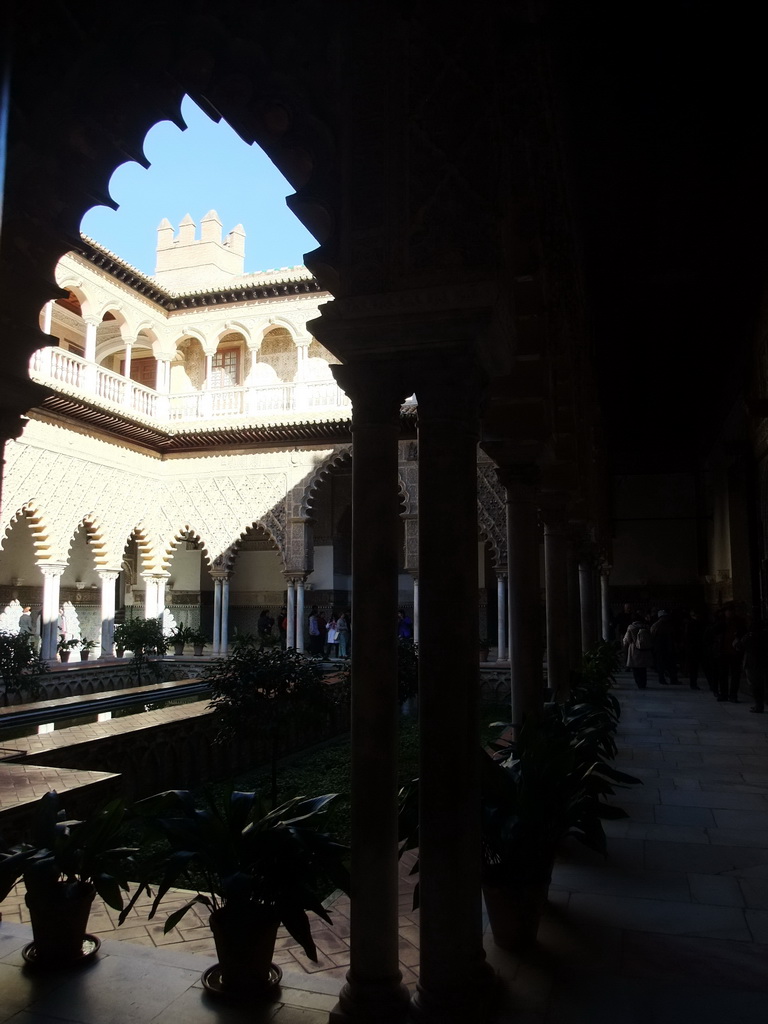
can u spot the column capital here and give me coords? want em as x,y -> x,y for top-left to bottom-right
332,360 -> 411,422
209,569 -> 231,582
141,570 -> 170,582
82,315 -> 100,329
495,462 -> 539,492
283,571 -> 308,584
38,562 -> 67,579
96,569 -> 120,582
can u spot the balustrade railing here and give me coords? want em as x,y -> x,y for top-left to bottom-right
30,348 -> 352,426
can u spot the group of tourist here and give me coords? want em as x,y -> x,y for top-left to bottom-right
616,602 -> 765,712
307,606 -> 351,659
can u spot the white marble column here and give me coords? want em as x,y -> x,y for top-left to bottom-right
329,362 -> 411,1024
98,570 -> 119,658
600,565 -> 612,641
579,557 -> 599,653
285,578 -> 296,648
141,573 -> 159,620
39,563 -> 66,660
496,571 -> 508,661
543,516 -> 570,700
156,576 -> 168,621
411,575 -> 420,643
501,466 -> 543,726
83,317 -> 98,392
295,579 -> 306,653
212,577 -> 222,654
221,576 -> 230,654
122,340 -> 134,408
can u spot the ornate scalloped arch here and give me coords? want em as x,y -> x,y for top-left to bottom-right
0,502 -> 53,562
228,515 -> 286,572
123,524 -> 160,574
65,514 -> 112,569
160,525 -> 213,573
300,447 -> 352,517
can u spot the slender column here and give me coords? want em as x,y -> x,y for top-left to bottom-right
39,563 -> 65,660
411,575 -> 420,643
567,536 -> 583,670
496,571 -> 507,661
413,358 -> 488,1022
123,341 -> 133,380
122,340 -> 134,408
156,575 -> 168,622
212,577 -> 223,654
98,570 -> 119,658
579,557 -> 599,653
42,300 -> 53,336
221,576 -> 230,654
141,573 -> 158,620
329,362 -> 411,1024
83,317 -> 97,363
543,516 -> 570,700
295,580 -> 306,653
83,317 -> 98,392
285,578 -> 296,648
501,466 -> 543,726
600,565 -> 612,641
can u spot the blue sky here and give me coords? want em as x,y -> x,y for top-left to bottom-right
80,96 -> 318,277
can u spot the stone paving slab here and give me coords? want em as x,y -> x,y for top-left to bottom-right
0,670 -> 767,1023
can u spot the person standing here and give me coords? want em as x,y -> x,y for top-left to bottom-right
277,607 -> 288,648
682,607 -> 713,691
651,610 -> 679,685
397,609 -> 413,639
325,611 -> 339,658
613,602 -> 634,644
623,613 -> 654,689
308,605 -> 324,657
712,602 -> 747,702
336,610 -> 350,658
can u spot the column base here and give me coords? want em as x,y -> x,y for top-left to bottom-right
410,961 -> 499,1024
330,974 -> 411,1024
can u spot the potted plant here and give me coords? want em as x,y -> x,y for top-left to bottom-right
480,714 -> 640,952
0,791 -> 136,966
79,637 -> 99,661
188,628 -> 209,656
110,617 -> 167,681
56,634 -> 80,663
120,787 -> 350,997
167,623 -> 193,656
0,630 -> 47,706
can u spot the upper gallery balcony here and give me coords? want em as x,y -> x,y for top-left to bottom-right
29,345 -> 352,428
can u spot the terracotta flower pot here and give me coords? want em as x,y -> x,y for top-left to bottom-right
173,643 -> 185,656
209,905 -> 280,994
59,651 -> 70,663
25,883 -> 95,964
482,880 -> 549,953
81,650 -> 90,661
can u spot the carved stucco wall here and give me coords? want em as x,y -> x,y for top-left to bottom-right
0,418 -> 345,573
1,421 -> 508,584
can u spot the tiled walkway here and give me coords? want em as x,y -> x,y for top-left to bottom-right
1,670 -> 767,1022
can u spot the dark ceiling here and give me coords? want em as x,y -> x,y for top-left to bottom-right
551,2 -> 768,469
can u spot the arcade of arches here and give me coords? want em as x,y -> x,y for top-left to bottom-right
3,4 -> 768,1022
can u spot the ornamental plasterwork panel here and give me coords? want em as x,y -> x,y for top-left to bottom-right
477,461 -> 506,567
